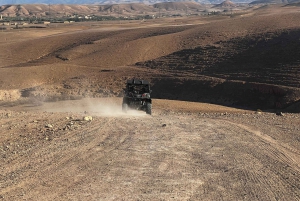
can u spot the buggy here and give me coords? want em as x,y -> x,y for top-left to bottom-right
122,79 -> 152,115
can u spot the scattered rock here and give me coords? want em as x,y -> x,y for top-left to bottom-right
83,116 -> 93,121
276,112 -> 284,116
45,124 -> 53,128
162,124 -> 167,127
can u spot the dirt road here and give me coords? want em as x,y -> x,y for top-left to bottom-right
0,99 -> 299,200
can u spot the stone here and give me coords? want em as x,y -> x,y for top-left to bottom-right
45,124 -> 53,128
83,116 -> 93,121
276,112 -> 284,116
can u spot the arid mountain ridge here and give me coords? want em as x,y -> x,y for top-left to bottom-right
0,1 -> 242,18
1,0 -> 300,18
1,0 -> 251,6
2,0 -> 300,5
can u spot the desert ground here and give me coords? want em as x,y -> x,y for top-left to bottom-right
0,3 -> 300,200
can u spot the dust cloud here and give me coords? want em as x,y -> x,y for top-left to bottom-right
36,98 -> 147,117
0,90 -> 21,101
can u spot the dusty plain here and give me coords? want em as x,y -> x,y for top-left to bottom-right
0,3 -> 300,200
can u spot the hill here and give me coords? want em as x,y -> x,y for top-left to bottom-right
0,4 -> 120,17
0,0 -> 252,5
0,4 -> 300,111
153,1 -> 204,10
213,0 -> 237,7
249,0 -> 300,4
0,2 -> 209,17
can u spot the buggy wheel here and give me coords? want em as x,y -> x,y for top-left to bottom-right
122,103 -> 128,113
146,103 -> 152,115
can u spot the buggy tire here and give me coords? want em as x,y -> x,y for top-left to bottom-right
122,103 -> 128,113
146,103 -> 152,115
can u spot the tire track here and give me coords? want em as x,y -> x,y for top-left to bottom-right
215,119 -> 300,200
1,112 -> 300,200
224,120 -> 300,172
1,116 -> 116,200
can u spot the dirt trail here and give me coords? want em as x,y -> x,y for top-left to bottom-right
0,99 -> 299,200
1,7 -> 300,199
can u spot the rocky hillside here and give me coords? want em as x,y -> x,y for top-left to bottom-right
213,0 -> 237,7
1,4 -> 300,111
0,2 -> 209,17
250,0 -> 300,4
1,0 -> 252,6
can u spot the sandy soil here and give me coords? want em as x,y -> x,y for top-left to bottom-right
0,98 -> 299,200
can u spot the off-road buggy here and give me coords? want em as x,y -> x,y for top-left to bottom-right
122,79 -> 152,115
